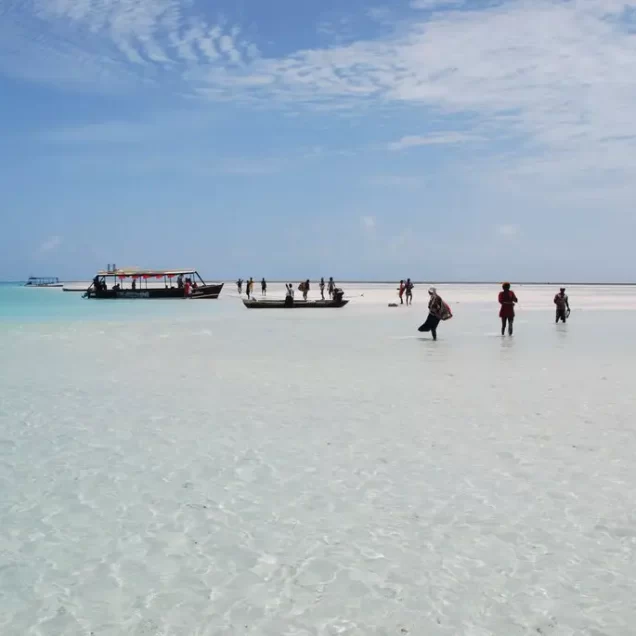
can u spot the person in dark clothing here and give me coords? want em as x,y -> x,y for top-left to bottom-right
237,278 -> 243,294
328,277 -> 335,298
405,278 -> 414,305
285,283 -> 294,307
554,287 -> 570,323
261,278 -> 267,296
319,277 -> 325,300
498,282 -> 518,336
418,287 -> 444,340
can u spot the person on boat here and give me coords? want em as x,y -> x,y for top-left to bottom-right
554,287 -> 570,323
319,277 -> 326,300
302,279 -> 310,301
418,287 -> 450,340
184,278 -> 192,297
285,283 -> 295,307
405,278 -> 414,305
398,280 -> 405,305
247,278 -> 254,299
237,278 -> 243,294
328,277 -> 335,298
498,282 -> 518,336
177,274 -> 184,289
261,278 -> 267,296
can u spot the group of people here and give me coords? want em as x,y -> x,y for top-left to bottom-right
397,279 -> 415,305
237,277 -> 337,301
497,283 -> 570,336
237,278 -> 263,298
415,282 -> 571,340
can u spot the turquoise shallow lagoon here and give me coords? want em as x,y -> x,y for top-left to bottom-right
1,283 -> 635,635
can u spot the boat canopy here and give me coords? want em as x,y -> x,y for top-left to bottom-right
27,276 -> 60,284
96,269 -> 199,278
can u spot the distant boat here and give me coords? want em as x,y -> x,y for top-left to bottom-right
62,286 -> 88,293
24,277 -> 63,288
83,268 -> 223,299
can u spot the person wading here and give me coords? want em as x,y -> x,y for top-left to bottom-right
498,282 -> 518,336
554,287 -> 570,323
405,278 -> 414,306
418,287 -> 451,340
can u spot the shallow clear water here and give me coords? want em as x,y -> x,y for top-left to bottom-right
1,284 -> 634,635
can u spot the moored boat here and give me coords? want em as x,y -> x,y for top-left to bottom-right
243,287 -> 348,309
83,268 -> 223,299
25,276 -> 63,288
243,298 -> 349,309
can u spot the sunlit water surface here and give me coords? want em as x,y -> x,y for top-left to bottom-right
1,283 -> 634,635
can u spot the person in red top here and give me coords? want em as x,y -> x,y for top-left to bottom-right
398,280 -> 405,304
498,282 -> 518,336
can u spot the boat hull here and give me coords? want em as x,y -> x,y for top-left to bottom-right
25,283 -> 64,288
85,283 -> 224,299
242,298 -> 349,309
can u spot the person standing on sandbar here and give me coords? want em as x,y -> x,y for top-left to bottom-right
498,282 -> 518,336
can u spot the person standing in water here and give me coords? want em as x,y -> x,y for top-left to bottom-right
246,278 -> 254,299
261,278 -> 267,297
328,277 -> 335,298
398,280 -> 405,305
418,287 -> 450,340
302,279 -> 310,301
405,278 -> 414,305
554,287 -> 570,323
319,277 -> 326,300
498,282 -> 518,336
237,278 -> 243,294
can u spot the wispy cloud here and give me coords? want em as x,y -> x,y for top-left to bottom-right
496,224 -> 519,237
388,132 -> 482,151
366,175 -> 425,188
361,215 -> 376,232
410,0 -> 465,10
4,0 -> 636,197
38,235 -> 63,253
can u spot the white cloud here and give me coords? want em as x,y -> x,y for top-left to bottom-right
496,224 -> 519,237
388,132 -> 482,151
366,175 -> 424,187
39,236 -> 63,252
4,0 -> 636,198
410,0 -> 465,9
361,216 -> 376,231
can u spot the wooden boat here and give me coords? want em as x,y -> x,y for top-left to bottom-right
242,297 -> 349,309
84,268 -> 223,299
25,276 -> 63,288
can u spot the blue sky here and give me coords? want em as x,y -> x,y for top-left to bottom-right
1,0 -> 636,281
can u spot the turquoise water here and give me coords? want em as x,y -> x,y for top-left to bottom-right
1,283 -> 636,635
0,283 -> 234,324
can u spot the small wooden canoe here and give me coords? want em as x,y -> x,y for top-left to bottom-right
242,298 -> 349,309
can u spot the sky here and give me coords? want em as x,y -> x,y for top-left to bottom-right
1,0 -> 636,282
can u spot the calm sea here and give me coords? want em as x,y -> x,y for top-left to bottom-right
1,282 -> 635,635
